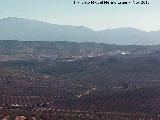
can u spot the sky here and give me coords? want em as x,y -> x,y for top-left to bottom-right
0,0 -> 159,31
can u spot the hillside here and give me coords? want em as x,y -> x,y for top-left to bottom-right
0,40 -> 155,61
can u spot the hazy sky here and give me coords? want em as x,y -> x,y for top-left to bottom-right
0,0 -> 159,31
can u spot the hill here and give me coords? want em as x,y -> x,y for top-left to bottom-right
0,17 -> 160,45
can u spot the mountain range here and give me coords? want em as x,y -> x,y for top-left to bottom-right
0,17 -> 160,45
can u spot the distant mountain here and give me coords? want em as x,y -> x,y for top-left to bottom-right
0,17 -> 160,45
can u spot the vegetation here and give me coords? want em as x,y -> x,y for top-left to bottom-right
1,41 -> 160,119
